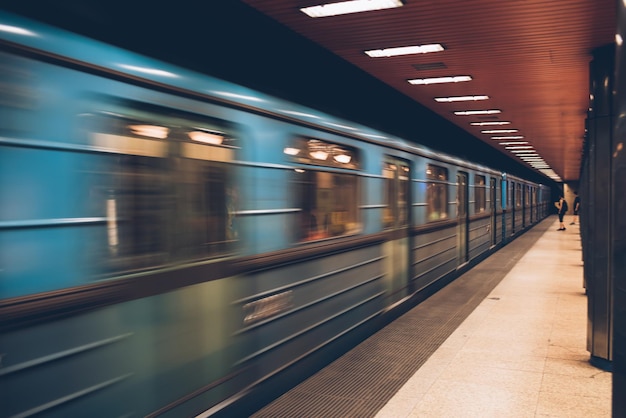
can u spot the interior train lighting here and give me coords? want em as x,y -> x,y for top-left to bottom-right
470,121 -> 511,126
310,150 -> 329,160
129,125 -> 169,139
301,0 -> 403,18
365,43 -> 444,57
408,76 -> 472,85
491,135 -> 524,140
188,130 -> 224,145
454,110 -> 501,115
333,153 -> 352,164
498,141 -> 528,145
482,129 -> 518,134
283,147 -> 300,156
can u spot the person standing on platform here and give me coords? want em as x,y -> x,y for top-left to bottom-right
570,191 -> 580,225
556,195 -> 568,231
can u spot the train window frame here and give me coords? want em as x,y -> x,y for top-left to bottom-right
284,136 -> 360,170
426,164 -> 449,222
382,157 -> 410,229
85,99 -> 241,275
474,175 -> 486,213
516,182 -> 523,208
293,168 -> 362,242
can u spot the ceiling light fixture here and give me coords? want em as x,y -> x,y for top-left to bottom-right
482,129 -> 518,134
365,43 -> 444,57
454,110 -> 501,116
301,0 -> 403,18
498,141 -> 528,145
470,121 -> 511,126
491,135 -> 524,140
435,95 -> 489,103
408,75 -> 472,85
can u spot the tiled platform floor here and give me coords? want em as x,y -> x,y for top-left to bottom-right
375,219 -> 612,418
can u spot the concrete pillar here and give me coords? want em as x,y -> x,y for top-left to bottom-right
613,2 -> 626,413
585,44 -> 614,371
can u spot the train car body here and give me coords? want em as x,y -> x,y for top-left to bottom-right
0,12 -> 551,418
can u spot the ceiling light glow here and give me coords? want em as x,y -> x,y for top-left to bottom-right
365,43 -> 444,57
454,110 -> 501,116
482,129 -> 518,134
408,75 -> 472,85
435,95 -> 489,103
470,121 -> 511,126
491,136 -> 524,140
301,0 -> 403,18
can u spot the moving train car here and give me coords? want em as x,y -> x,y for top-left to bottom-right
0,12 -> 550,417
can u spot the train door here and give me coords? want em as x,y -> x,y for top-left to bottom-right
511,181 -> 516,234
457,171 -> 469,266
490,177 -> 497,246
519,183 -> 528,229
382,157 -> 411,306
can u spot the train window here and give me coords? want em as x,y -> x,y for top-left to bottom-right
426,164 -> 448,221
294,169 -> 361,241
475,175 -> 486,213
285,137 -> 360,169
87,103 -> 238,274
516,183 -> 523,208
382,159 -> 410,229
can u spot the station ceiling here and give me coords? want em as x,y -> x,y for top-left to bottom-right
241,0 -> 616,182
0,0 -> 615,183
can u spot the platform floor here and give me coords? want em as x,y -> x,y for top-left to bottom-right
252,217 -> 612,418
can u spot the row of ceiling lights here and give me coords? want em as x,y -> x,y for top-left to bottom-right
299,0 -> 562,182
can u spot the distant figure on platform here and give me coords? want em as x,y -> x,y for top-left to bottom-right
570,191 -> 580,225
555,195 -> 568,231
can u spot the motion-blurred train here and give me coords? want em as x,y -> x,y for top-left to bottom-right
0,11 -> 550,418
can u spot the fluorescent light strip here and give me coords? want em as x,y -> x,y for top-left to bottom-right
301,0 -> 403,17
365,44 -> 444,57
408,76 -> 472,85
470,121 -> 511,126
505,146 -> 534,150
435,95 -> 489,103
491,136 -> 524,140
454,110 -> 501,116
498,141 -> 528,145
509,150 -> 537,154
482,129 -> 518,134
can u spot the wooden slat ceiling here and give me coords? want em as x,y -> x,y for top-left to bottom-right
242,0 -> 615,182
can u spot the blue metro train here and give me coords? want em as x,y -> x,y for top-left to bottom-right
0,11 -> 550,417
